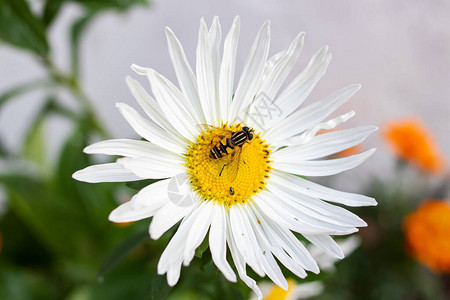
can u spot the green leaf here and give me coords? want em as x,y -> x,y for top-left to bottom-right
150,268 -> 172,300
21,97 -> 56,167
215,274 -> 247,300
0,174 -> 76,256
55,117 -> 92,192
0,210 -> 52,267
0,0 -> 49,56
74,0 -> 149,12
54,120 -> 120,231
0,79 -> 53,110
70,13 -> 96,79
0,139 -> 9,157
21,96 -> 76,167
1,169 -> 123,264
42,0 -> 65,27
126,178 -> 166,191
195,233 -> 209,259
22,120 -> 46,167
98,229 -> 149,279
0,265 -> 56,299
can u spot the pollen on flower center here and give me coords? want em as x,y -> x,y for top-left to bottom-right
186,124 -> 272,207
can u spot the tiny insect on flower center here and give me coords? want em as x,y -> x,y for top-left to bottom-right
186,123 -> 272,207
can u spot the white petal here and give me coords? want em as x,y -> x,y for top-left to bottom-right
129,178 -> 171,209
309,235 -> 361,271
266,182 -> 367,228
249,205 -> 309,278
208,16 -> 222,123
271,170 -> 377,207
157,229 -> 188,282
125,76 -> 187,144
72,163 -> 142,183
165,27 -> 205,124
272,148 -> 376,176
254,193 -> 315,234
252,204 -> 318,273
255,193 -> 355,235
130,64 -> 148,75
243,205 -> 288,290
84,139 -> 184,161
167,262 -> 183,286
273,126 -> 378,161
209,204 -> 237,282
303,234 -> 344,259
280,111 -> 355,147
145,70 -> 199,140
116,103 -> 186,154
117,157 -> 185,179
218,16 -> 240,122
229,204 -> 265,276
227,215 -> 263,300
108,180 -> 170,223
264,189 -> 360,234
131,64 -> 201,131
264,84 -> 360,143
209,16 -> 222,79
158,202 -> 203,278
231,21 -> 270,123
266,46 -> 331,128
257,32 -> 305,101
263,50 -> 286,79
196,18 -> 216,124
243,34 -> 304,132
149,200 -> 195,240
108,200 -> 159,223
158,227 -> 189,275
183,201 -> 214,265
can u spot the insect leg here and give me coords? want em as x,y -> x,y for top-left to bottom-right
219,164 -> 226,176
219,151 -> 236,177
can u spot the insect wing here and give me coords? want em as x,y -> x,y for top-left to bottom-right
197,124 -> 234,136
219,146 -> 243,183
197,124 -> 234,145
196,124 -> 215,132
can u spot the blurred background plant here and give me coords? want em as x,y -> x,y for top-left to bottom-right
1,1 -> 450,299
310,119 -> 450,300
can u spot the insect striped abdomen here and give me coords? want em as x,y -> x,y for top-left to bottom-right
231,131 -> 247,146
208,126 -> 254,160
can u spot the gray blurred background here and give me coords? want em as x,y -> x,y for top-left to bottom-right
1,0 -> 449,189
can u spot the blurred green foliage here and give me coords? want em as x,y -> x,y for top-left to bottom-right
0,0 -> 49,56
0,0 -> 252,298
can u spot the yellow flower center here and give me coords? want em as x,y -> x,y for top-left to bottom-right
186,124 -> 272,207
264,278 -> 297,300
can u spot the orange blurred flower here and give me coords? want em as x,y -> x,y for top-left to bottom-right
383,118 -> 445,174
404,200 -> 450,273
336,145 -> 362,158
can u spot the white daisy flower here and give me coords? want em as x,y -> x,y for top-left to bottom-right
73,16 -> 377,299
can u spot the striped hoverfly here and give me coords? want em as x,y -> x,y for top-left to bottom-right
197,124 -> 254,191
